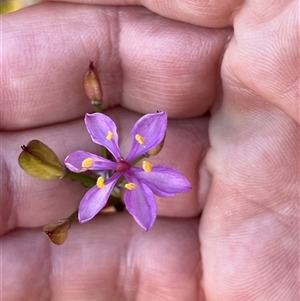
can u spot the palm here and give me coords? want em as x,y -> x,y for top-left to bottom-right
1,1 -> 298,300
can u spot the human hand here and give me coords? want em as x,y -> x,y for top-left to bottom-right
1,1 -> 298,300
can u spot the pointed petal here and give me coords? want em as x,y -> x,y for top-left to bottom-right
123,174 -> 157,231
64,150 -> 117,173
129,165 -> 192,197
78,173 -> 120,223
85,113 -> 122,160
126,111 -> 167,162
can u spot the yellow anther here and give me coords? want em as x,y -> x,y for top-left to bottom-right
125,183 -> 136,190
142,161 -> 152,173
96,177 -> 105,189
106,131 -> 113,140
82,157 -> 93,168
135,134 -> 145,145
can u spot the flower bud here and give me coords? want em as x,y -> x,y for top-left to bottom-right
42,219 -> 70,245
146,134 -> 165,156
18,140 -> 66,179
83,61 -> 103,103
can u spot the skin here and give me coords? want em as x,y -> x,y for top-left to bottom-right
1,0 -> 299,300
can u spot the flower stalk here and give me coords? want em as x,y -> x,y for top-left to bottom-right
64,170 -> 97,188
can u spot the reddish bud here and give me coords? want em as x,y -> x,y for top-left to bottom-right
42,219 -> 71,245
83,61 -> 103,103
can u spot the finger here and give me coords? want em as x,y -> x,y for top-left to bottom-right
48,0 -> 242,27
201,0 -> 299,299
1,107 -> 209,234
1,3 -> 231,130
1,215 -> 203,301
223,0 -> 299,123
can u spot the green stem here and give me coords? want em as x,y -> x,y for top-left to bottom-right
111,187 -> 121,198
67,210 -> 78,224
130,155 -> 145,166
92,100 -> 102,113
64,170 -> 96,187
102,146 -> 108,158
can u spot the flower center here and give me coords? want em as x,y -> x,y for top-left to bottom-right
116,159 -> 131,172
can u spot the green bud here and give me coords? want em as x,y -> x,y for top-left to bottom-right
146,134 -> 166,157
18,140 -> 66,179
42,219 -> 70,245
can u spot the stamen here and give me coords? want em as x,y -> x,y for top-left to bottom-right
142,161 -> 152,173
106,131 -> 113,140
96,177 -> 105,189
135,134 -> 145,145
82,157 -> 93,168
125,183 -> 136,190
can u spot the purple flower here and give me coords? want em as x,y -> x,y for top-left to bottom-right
64,111 -> 191,230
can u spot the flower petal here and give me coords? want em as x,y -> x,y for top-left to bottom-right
129,165 -> 192,197
123,173 -> 157,231
126,111 -> 167,162
64,150 -> 117,173
78,173 -> 120,223
85,113 -> 122,160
